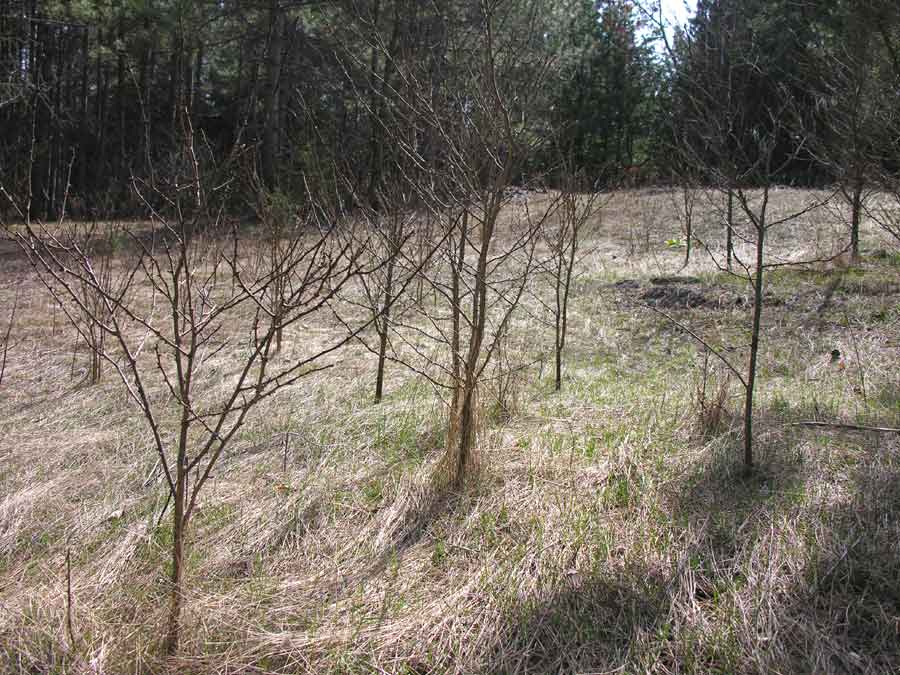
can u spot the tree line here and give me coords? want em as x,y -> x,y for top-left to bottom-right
3,1 -> 900,219
4,1 -> 900,219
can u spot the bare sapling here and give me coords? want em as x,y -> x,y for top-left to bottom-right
672,71 -> 837,470
1,116 -> 378,656
349,182 -> 419,403
72,223 -> 123,384
347,0 -> 562,486
676,179 -> 697,269
539,165 -> 603,391
725,188 -> 734,272
246,177 -> 296,354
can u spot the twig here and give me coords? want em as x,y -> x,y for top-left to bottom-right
142,458 -> 161,488
647,305 -> 747,388
790,421 -> 900,433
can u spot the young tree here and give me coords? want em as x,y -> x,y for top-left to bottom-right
1,119 -> 375,655
539,164 -> 603,391
663,0 -> 835,469
348,0 -> 562,486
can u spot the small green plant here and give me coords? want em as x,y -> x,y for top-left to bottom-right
432,539 -> 448,567
362,479 -> 383,507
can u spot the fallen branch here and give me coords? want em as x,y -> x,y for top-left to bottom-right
790,421 -> 900,433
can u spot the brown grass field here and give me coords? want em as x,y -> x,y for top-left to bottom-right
1,187 -> 899,674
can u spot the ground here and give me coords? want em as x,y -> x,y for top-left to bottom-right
1,188 -> 899,674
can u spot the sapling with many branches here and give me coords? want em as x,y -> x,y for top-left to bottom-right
347,0 -> 563,486
1,118 -> 379,655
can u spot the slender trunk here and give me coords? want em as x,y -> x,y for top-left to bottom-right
447,210 -> 473,483
743,224 -> 765,470
164,468 -> 186,655
452,204 -> 495,486
683,188 -> 692,269
117,36 -> 126,179
449,211 -> 467,415
375,327 -> 389,403
726,190 -> 734,273
850,179 -> 862,261
554,337 -> 562,392
554,256 -> 564,392
166,251 -> 194,657
453,370 -> 477,487
374,253 -> 396,403
556,223 -> 577,392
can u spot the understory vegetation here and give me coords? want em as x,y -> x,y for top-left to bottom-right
2,189 -> 899,674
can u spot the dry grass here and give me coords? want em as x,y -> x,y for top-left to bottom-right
2,188 -> 899,674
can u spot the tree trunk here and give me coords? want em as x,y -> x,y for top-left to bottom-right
79,28 -> 89,200
375,326 -> 389,403
850,178 -> 862,261
453,372 -> 477,487
164,471 -> 186,655
449,211 -> 467,416
192,40 -> 204,121
554,337 -> 562,392
117,30 -> 126,180
449,203 -> 495,487
261,1 -> 284,191
554,256 -> 564,392
683,187 -> 692,269
743,223 -> 765,471
374,253 -> 396,403
726,190 -> 734,273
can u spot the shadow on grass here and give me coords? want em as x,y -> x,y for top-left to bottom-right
790,436 -> 900,672
479,567 -> 670,675
670,415 -> 900,672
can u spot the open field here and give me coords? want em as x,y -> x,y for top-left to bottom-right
2,188 -> 900,674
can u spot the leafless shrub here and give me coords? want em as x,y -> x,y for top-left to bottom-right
486,327 -> 528,425
71,223 -> 126,384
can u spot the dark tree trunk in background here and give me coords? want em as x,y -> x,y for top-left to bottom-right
79,28 -> 89,200
261,0 -> 283,191
193,40 -> 204,120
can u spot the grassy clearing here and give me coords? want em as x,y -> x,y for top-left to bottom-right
1,188 -> 899,673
